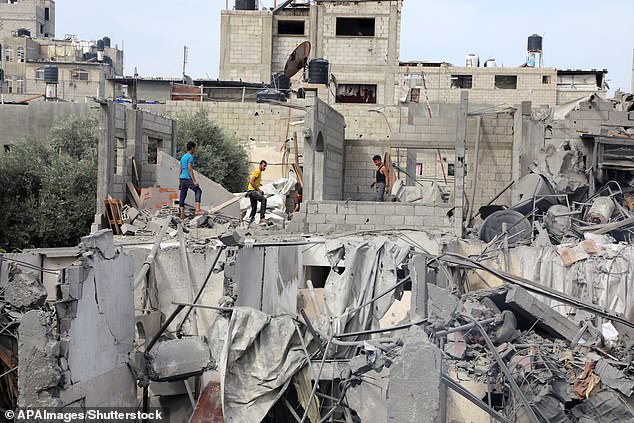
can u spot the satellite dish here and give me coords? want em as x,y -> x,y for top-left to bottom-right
284,41 -> 311,78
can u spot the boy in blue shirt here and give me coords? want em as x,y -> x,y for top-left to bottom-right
179,141 -> 203,219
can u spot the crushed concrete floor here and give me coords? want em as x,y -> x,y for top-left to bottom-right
3,95 -> 634,422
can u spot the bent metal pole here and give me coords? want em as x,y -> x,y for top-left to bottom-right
133,218 -> 171,290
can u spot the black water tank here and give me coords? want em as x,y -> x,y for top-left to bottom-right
44,64 -> 58,83
103,36 -> 111,48
256,89 -> 286,103
235,0 -> 257,10
308,58 -> 329,84
527,34 -> 542,51
97,39 -> 105,51
17,28 -> 31,37
271,72 -> 290,91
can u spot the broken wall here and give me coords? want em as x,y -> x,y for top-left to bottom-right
345,113 -> 514,211
16,230 -> 136,408
96,101 -> 177,216
141,100 -> 307,183
304,95 -> 347,201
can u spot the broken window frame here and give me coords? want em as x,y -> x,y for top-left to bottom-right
450,74 -> 473,89
147,137 -> 162,165
70,68 -> 89,81
277,19 -> 305,35
34,67 -> 45,80
335,17 -> 375,37
494,75 -> 517,89
542,75 -> 551,85
335,83 -> 377,104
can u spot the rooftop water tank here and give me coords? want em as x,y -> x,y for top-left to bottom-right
103,36 -> 111,48
235,0 -> 257,10
465,53 -> 479,67
528,34 -> 542,52
308,58 -> 329,84
484,59 -> 497,68
97,39 -> 105,51
271,72 -> 291,92
44,64 -> 58,84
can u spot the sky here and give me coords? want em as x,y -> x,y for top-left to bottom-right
56,0 -> 634,94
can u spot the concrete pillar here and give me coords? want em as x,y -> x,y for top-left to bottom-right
405,148 -> 416,186
453,91 -> 468,238
96,101 -> 114,216
387,326 -> 443,423
408,254 -> 428,320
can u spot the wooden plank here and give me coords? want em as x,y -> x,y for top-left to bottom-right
208,195 -> 242,214
591,216 -> 634,235
293,163 -> 304,188
127,182 -> 142,208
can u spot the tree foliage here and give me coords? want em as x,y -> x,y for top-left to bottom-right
176,109 -> 249,192
0,113 -> 99,251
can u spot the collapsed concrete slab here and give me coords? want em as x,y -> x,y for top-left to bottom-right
156,151 -> 240,217
5,269 -> 47,310
148,337 -> 211,380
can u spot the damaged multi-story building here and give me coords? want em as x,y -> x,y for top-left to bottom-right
0,0 -> 123,102
2,0 -> 634,422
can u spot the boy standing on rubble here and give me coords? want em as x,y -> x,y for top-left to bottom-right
370,154 -> 389,201
245,160 -> 268,224
178,141 -> 203,219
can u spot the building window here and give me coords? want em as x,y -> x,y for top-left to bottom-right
34,67 -> 45,80
495,75 -> 517,89
70,69 -> 89,81
16,47 -> 24,63
335,84 -> 376,104
451,75 -> 472,89
4,47 -> 13,62
45,7 -> 50,21
15,77 -> 24,94
5,77 -> 13,93
336,18 -> 375,37
542,75 -> 551,84
39,24 -> 44,34
277,20 -> 304,35
147,137 -> 161,165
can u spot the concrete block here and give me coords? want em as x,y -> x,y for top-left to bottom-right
318,203 -> 337,214
387,326 -> 442,423
504,285 -> 578,341
120,223 -> 139,235
427,284 -> 460,322
346,214 -> 366,225
189,214 -> 209,228
306,213 -> 326,224
219,230 -> 244,247
148,337 -> 211,379
385,215 -> 405,226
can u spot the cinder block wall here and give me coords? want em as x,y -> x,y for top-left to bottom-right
303,200 -> 453,233
344,114 -> 514,211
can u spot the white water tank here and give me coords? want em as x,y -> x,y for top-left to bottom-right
484,59 -> 497,67
465,54 -> 479,67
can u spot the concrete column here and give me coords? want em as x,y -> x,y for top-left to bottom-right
387,326 -> 443,422
96,101 -> 114,216
405,148 -> 416,186
408,254 -> 428,320
453,91 -> 468,238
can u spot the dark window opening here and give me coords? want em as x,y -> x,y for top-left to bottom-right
542,75 -> 551,84
40,24 -> 44,34
45,7 -> 50,20
148,137 -> 161,165
277,20 -> 305,35
336,18 -> 375,36
409,88 -> 420,103
447,163 -> 467,176
336,83 -> 376,104
304,266 -> 332,288
495,75 -> 517,89
451,75 -> 473,89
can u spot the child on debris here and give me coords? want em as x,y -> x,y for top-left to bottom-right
245,160 -> 268,224
178,141 -> 203,219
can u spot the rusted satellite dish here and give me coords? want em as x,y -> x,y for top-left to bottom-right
284,41 -> 311,78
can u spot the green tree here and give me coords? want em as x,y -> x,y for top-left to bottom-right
176,109 -> 249,192
0,113 -> 99,250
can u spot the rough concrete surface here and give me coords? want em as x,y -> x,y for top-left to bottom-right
5,269 -> 47,310
149,337 -> 211,379
17,310 -> 63,408
387,326 -> 442,423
